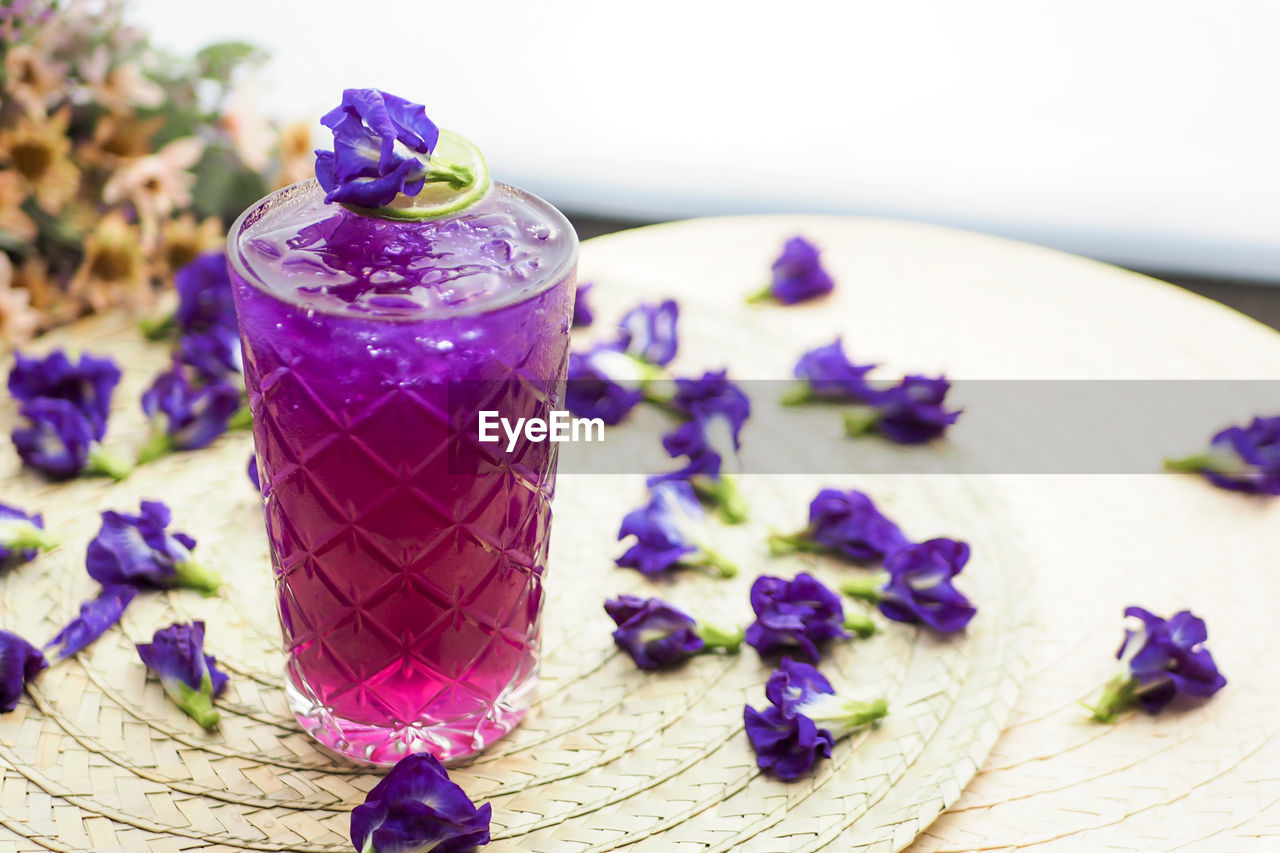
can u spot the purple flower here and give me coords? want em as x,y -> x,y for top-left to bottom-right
8,348 -> 121,438
350,753 -> 491,853
648,410 -> 749,524
138,365 -> 242,461
617,300 -> 679,366
744,658 -> 887,780
573,282 -> 594,327
848,375 -> 960,445
0,630 -> 46,713
136,622 -> 228,730
1087,607 -> 1227,723
1166,415 -> 1280,496
605,594 -> 741,670
670,370 -> 751,433
0,503 -> 56,568
783,339 -> 876,405
45,585 -> 137,660
748,236 -> 835,305
12,398 -> 93,479
86,501 -> 222,594
178,326 -> 244,382
769,488 -> 908,563
315,89 -> 477,209
616,481 -> 737,578
745,573 -> 850,661
843,539 -> 976,633
565,344 -> 648,425
175,252 -> 237,334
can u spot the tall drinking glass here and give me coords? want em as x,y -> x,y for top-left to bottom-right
228,180 -> 577,764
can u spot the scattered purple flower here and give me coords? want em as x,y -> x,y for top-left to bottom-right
748,236 -> 835,305
783,338 -> 876,405
138,364 -> 242,462
648,409 -> 749,524
842,538 -> 976,633
617,300 -> 679,366
45,585 -> 136,660
8,348 -> 121,438
0,630 -> 46,713
350,753 -> 492,853
616,481 -> 737,578
605,593 -> 742,670
745,573 -> 851,661
86,500 -> 222,594
1086,606 -> 1226,723
572,282 -> 594,327
769,488 -> 908,563
565,344 -> 649,425
136,621 -> 227,730
11,398 -> 131,480
174,252 -> 237,335
177,325 -> 243,382
0,503 -> 56,568
846,375 -> 960,445
1166,415 -> 1280,496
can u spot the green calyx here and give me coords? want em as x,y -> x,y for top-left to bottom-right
172,676 -> 221,731
694,622 -> 745,653
842,611 -> 878,638
0,520 -> 58,553
688,548 -> 738,579
173,559 -> 224,596
85,444 -> 133,481
842,407 -> 882,438
780,382 -> 815,407
745,283 -> 777,305
767,528 -> 823,557
1082,673 -> 1140,724
136,429 -> 174,465
690,474 -> 749,525
840,573 -> 888,603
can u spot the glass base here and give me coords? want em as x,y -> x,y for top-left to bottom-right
285,672 -> 535,766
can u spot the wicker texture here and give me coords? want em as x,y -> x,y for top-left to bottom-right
2,214 -> 1277,851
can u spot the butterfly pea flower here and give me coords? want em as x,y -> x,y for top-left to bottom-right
1085,607 -> 1226,724
0,503 -> 57,568
782,338 -> 876,406
745,573 -> 856,661
605,594 -> 743,670
617,299 -> 679,367
86,500 -> 222,594
137,365 -> 242,463
12,398 -> 132,481
0,630 -> 46,713
136,621 -> 228,731
743,658 -> 888,780
45,585 -> 136,660
351,753 -> 492,853
8,348 -> 121,438
843,375 -> 961,445
1165,414 -> 1280,496
178,326 -> 244,383
565,344 -> 651,425
315,88 -> 475,209
842,538 -> 976,634
616,481 -> 737,578
573,281 -> 594,327
649,409 -> 750,524
769,488 -> 908,563
747,236 -> 835,305
175,252 -> 237,335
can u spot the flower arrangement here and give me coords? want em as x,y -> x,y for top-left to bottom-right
0,0 -> 308,347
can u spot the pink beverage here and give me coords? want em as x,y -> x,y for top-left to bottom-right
228,180 -> 576,764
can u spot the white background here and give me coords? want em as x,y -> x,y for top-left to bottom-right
133,0 -> 1280,280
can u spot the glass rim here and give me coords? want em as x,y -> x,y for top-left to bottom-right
226,179 -> 580,323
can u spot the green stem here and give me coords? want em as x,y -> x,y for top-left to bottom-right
136,431 -> 173,465
843,611 -> 878,638
85,444 -> 133,481
745,283 -> 774,304
139,313 -> 176,341
840,573 -> 887,603
1163,452 -> 1215,474
1082,673 -> 1139,724
694,622 -> 744,653
422,156 -> 474,190
174,680 -> 221,731
767,529 -> 822,557
780,382 -> 814,407
842,406 -> 881,438
691,548 -> 737,579
173,559 -> 224,596
0,521 -> 58,553
691,475 -> 749,525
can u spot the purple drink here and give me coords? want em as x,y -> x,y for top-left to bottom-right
228,180 -> 576,764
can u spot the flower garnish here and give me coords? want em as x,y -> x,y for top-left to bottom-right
616,481 -> 737,578
0,630 -> 46,713
617,300 -> 680,366
605,594 -> 743,670
768,488 -> 908,563
45,584 -> 136,660
565,344 -> 651,425
136,621 -> 228,731
842,538 -> 976,634
0,503 -> 57,568
745,573 -> 855,661
747,236 -> 835,305
8,348 -> 121,437
86,501 -> 222,594
781,338 -> 876,405
12,397 -> 131,480
843,375 -> 961,445
573,281 -> 594,327
1165,415 -> 1280,496
350,753 -> 492,853
744,658 -> 888,780
137,364 -> 242,463
1084,607 -> 1226,724
315,88 -> 475,209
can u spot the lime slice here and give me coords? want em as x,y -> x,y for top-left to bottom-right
348,129 -> 491,221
